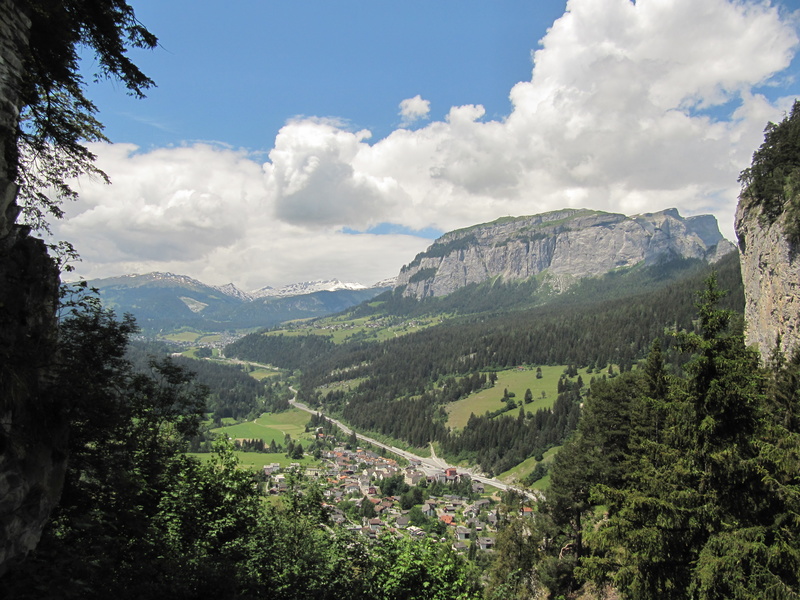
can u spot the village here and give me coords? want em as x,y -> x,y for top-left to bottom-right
262,444 -> 534,554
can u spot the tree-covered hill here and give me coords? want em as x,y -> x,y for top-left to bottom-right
510,277 -> 800,599
126,341 -> 292,422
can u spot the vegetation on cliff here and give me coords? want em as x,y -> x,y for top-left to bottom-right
0,0 -> 159,576
739,99 -> 800,247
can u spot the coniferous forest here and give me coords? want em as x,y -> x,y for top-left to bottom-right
228,253 -> 744,475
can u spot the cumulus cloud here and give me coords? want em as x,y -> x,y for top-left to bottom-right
399,95 -> 431,126
58,143 -> 266,261
267,118 -> 403,228
59,0 -> 800,289
54,142 -> 425,290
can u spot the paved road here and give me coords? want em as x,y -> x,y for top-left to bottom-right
289,393 -> 528,496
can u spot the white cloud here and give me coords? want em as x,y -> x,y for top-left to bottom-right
58,143 -> 266,260
399,95 -> 431,126
58,0 -> 800,289
267,118 -> 402,228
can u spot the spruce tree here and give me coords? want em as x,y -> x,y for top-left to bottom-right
582,275 -> 800,599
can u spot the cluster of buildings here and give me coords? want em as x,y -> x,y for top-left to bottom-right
263,446 -> 507,553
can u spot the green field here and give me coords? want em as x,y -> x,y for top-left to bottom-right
191,333 -> 220,344
498,445 -> 561,490
187,451 -> 318,470
266,314 -> 451,345
248,367 -> 281,381
445,365 -> 571,429
212,409 -> 313,444
165,331 -> 203,343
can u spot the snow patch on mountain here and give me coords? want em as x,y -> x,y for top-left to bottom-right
249,279 -> 367,299
214,283 -> 253,301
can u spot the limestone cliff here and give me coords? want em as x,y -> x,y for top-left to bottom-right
396,208 -> 735,299
735,200 -> 800,359
734,99 -> 800,361
0,0 -> 66,576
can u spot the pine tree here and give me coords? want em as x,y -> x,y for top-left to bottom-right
582,275 -> 800,599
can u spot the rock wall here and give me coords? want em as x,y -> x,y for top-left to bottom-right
0,0 -> 26,239
0,0 -> 66,577
397,208 -> 735,299
735,200 -> 800,359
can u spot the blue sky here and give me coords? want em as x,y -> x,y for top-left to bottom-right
84,1 -> 569,152
57,0 -> 800,289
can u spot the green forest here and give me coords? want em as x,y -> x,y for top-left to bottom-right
6,269 -> 800,599
227,253 -> 744,476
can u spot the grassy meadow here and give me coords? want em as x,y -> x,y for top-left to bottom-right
498,445 -> 561,491
211,409 -> 314,445
248,367 -> 281,380
164,330 -> 222,345
187,451 -> 318,470
266,313 -> 450,345
445,365 -> 570,429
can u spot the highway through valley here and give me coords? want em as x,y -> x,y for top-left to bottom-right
288,394 -> 529,497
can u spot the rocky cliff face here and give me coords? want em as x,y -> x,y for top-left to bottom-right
0,0 -> 66,576
396,208 -> 735,299
735,201 -> 800,359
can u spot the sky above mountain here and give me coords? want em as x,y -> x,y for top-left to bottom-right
52,0 -> 800,290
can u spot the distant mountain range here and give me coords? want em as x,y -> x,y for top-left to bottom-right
247,279 -> 371,300
86,272 -> 392,334
87,208 -> 735,336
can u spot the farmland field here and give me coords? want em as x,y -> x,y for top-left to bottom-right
445,365 -> 573,429
187,451 -> 318,470
211,409 -> 313,444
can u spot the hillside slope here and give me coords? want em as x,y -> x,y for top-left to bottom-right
88,272 -> 390,333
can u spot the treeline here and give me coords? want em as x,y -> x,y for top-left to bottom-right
302,253 -> 741,401
226,256 -> 741,381
128,341 -> 290,421
486,277 -> 800,599
224,332 -> 336,371
441,380 -> 583,476
172,356 -> 291,420
321,371 -> 496,448
341,394 -> 448,449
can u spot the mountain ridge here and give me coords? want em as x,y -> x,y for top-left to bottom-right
249,279 -> 370,299
85,272 -> 391,334
395,208 -> 736,299
83,271 -> 378,301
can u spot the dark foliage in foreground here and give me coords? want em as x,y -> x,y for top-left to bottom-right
0,307 -> 481,600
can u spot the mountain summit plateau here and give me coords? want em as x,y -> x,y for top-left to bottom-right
396,208 -> 735,299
